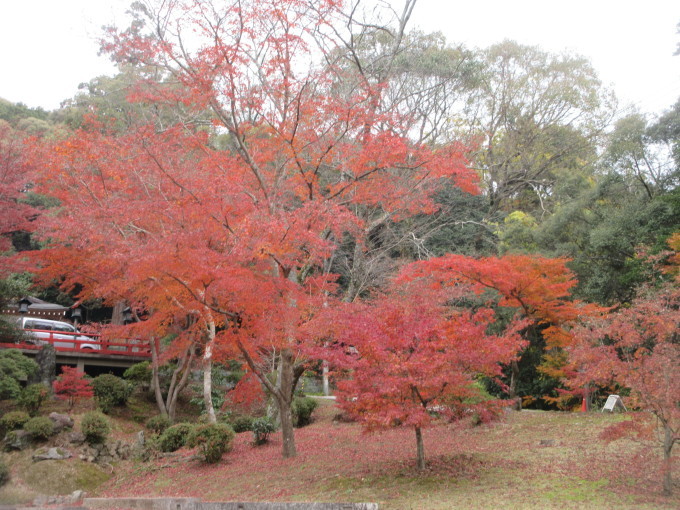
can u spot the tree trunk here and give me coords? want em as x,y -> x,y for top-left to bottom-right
508,360 -> 521,410
150,336 -> 168,418
662,423 -> 674,495
279,349 -> 297,458
235,341 -> 298,458
415,426 -> 426,470
111,301 -> 126,326
203,354 -> 216,423
322,360 -> 330,396
166,347 -> 194,422
202,323 -> 217,424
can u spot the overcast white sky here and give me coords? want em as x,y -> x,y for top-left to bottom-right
1,0 -> 679,116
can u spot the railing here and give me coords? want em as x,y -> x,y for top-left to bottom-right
0,329 -> 151,358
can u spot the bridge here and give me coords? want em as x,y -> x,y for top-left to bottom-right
0,330 -> 151,375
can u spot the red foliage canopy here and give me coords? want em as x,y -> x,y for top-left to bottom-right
317,270 -> 527,432
53,366 -> 94,410
0,121 -> 37,262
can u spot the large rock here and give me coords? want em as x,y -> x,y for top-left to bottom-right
49,412 -> 74,432
30,344 -> 56,388
4,429 -> 31,450
32,446 -> 72,461
68,431 -> 86,445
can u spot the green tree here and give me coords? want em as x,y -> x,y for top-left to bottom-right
0,350 -> 38,400
464,40 -> 614,215
605,112 -> 678,198
535,174 -> 680,304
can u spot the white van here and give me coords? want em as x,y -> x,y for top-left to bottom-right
17,317 -> 101,351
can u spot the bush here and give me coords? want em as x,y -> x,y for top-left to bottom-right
23,416 -> 54,440
123,362 -> 151,387
0,456 -> 9,487
80,411 -> 111,444
251,417 -> 276,446
230,415 -> 254,433
18,383 -> 50,416
0,410 -> 30,433
146,414 -> 171,435
0,350 -> 38,400
158,423 -> 195,452
187,423 -> 235,463
91,374 -> 131,413
292,397 -> 318,427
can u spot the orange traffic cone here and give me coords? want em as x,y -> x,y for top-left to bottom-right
581,398 -> 587,412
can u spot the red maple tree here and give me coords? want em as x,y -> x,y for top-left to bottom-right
569,237 -> 680,495
31,0 -> 476,458
317,269 -> 527,469
400,254 -> 601,408
53,366 -> 94,410
0,121 -> 37,262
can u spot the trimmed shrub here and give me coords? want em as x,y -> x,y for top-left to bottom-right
146,415 -> 171,435
158,423 -> 195,452
23,416 -> 54,440
251,417 -> 276,446
123,362 -> 152,387
91,374 -> 131,413
292,397 -> 318,427
18,383 -> 50,416
0,410 -> 30,433
0,456 -> 9,486
230,415 -> 254,433
187,423 -> 235,463
80,411 -> 111,444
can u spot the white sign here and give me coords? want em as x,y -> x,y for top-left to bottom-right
602,394 -> 627,412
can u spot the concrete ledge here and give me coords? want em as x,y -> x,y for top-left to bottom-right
83,499 -> 378,510
83,498 -> 199,510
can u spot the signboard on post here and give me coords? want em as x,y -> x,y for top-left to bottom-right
602,394 -> 627,412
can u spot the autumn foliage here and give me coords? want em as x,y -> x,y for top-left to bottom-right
30,0 -> 476,458
0,120 -> 37,262
318,265 -> 527,469
52,366 -> 94,410
397,254 -> 601,407
569,235 -> 680,494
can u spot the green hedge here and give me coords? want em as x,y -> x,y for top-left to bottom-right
0,410 -> 30,433
292,397 -> 318,427
187,423 -> 235,463
24,416 -> 54,440
80,411 -> 111,444
91,374 -> 131,413
158,423 -> 195,452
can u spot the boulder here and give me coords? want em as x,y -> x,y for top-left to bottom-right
29,344 -> 56,388
49,412 -> 74,432
4,429 -> 31,450
33,446 -> 72,461
68,431 -> 86,444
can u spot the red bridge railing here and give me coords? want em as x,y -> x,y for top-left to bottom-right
0,329 -> 151,358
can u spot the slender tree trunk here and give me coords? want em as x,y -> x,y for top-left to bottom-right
203,321 -> 217,423
415,426 -> 426,470
237,340 -> 298,458
203,355 -> 216,423
279,349 -> 297,458
322,360 -> 330,396
508,360 -> 521,410
150,336 -> 168,418
662,423 -> 674,496
166,346 -> 194,422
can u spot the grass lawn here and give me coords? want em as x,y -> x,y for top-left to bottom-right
93,399 -> 678,509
